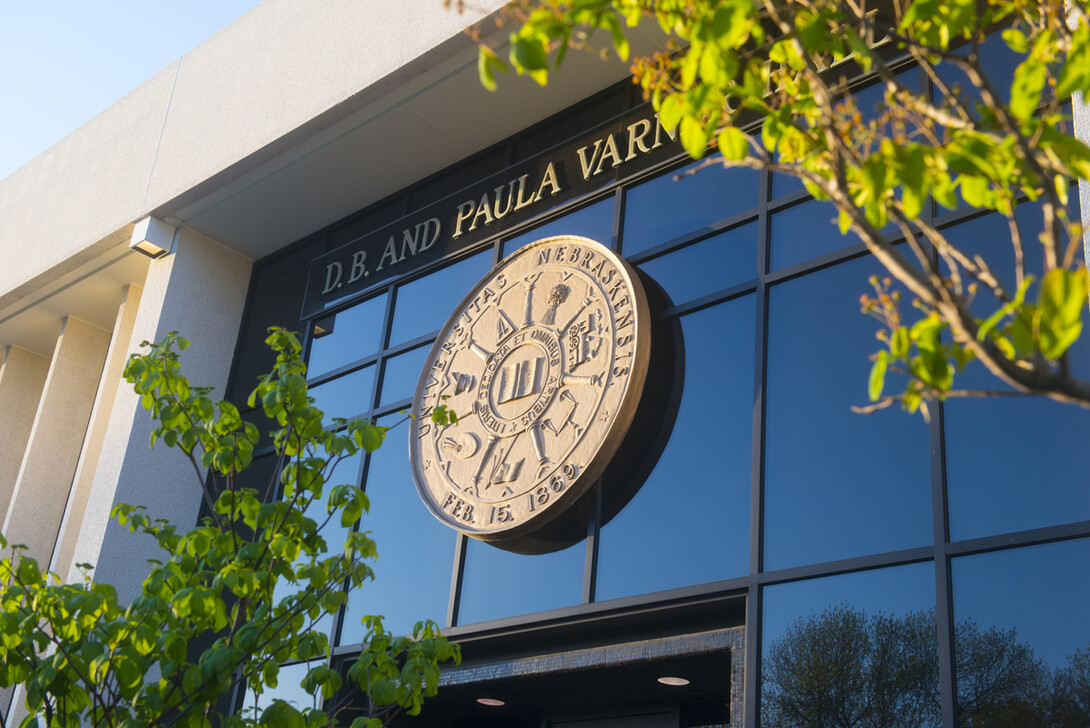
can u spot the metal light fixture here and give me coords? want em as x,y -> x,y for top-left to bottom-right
129,215 -> 178,259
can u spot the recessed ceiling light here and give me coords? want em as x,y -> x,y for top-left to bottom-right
477,698 -> 505,707
657,676 -> 690,686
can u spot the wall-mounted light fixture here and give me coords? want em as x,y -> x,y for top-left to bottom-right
129,216 -> 178,259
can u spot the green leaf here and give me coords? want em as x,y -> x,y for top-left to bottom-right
657,93 -> 685,134
261,700 -> 307,728
510,37 -> 549,86
1001,28 -> 1029,53
599,11 -> 629,62
1043,131 -> 1090,179
477,45 -> 507,92
959,175 -> 989,208
717,127 -> 748,161
1037,268 -> 1088,359
1057,25 -> 1090,98
978,275 -> 1033,343
891,327 -> 910,359
1009,59 -> 1047,122
679,116 -> 709,159
359,422 -> 385,453
869,352 -> 888,401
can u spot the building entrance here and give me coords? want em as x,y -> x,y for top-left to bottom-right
392,627 -> 739,728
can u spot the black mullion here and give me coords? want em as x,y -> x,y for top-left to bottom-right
744,157 -> 772,728
932,402 -> 957,728
369,285 -> 399,413
331,283 -> 397,652
326,450 -> 368,677
583,482 -> 602,605
306,352 -> 380,388
752,546 -> 934,586
447,534 -> 467,628
624,210 -> 761,264
653,281 -> 759,321
744,586 -> 761,728
612,186 -> 626,252
333,422 -> 378,652
919,61 -> 957,728
946,520 -> 1090,557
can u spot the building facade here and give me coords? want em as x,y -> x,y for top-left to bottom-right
1,3 -> 1089,727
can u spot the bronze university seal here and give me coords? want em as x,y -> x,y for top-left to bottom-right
409,236 -> 650,553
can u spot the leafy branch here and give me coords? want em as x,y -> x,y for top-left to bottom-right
471,0 -> 1090,412
0,328 -> 458,727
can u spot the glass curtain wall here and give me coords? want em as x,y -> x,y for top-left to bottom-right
228,65 -> 1090,728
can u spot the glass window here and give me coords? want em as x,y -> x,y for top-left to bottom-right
770,169 -> 804,201
309,365 -> 375,422
502,197 -> 615,256
943,200 -> 1080,317
457,538 -> 585,625
242,661 -> 318,718
942,207 -> 1090,540
379,345 -> 432,407
944,360 -> 1090,540
623,157 -> 758,256
770,198 -> 884,272
271,449 -> 362,639
952,539 -> 1090,726
340,418 -> 456,642
637,224 -> 757,306
937,33 -> 1021,109
595,299 -> 755,600
389,251 -> 492,346
764,256 -> 932,570
307,293 -> 388,378
761,564 -> 938,728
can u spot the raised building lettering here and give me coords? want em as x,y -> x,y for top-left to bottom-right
347,250 -> 368,284
322,261 -> 343,293
535,162 -> 561,202
376,236 -> 399,271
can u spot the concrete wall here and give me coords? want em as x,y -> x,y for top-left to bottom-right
66,228 -> 251,601
0,0 -> 506,311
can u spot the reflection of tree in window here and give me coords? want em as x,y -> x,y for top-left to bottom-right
761,605 -> 1090,728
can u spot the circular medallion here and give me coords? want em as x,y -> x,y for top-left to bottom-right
409,235 -> 651,553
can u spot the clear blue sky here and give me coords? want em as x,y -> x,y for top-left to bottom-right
0,0 -> 263,181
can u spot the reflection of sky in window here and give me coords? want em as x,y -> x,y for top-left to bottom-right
945,366 -> 1090,540
340,416 -> 456,641
943,201 -> 1081,325
936,32 -> 1020,107
952,539 -> 1090,668
623,157 -> 758,256
389,251 -> 492,346
309,365 -> 374,421
457,537 -> 585,625
307,293 -> 387,378
770,199 -> 862,271
769,68 -> 915,209
596,299 -> 754,600
941,205 -> 1090,539
762,562 -> 935,654
380,345 -> 431,407
271,448 -> 362,639
502,197 -> 615,256
243,661 -> 317,717
764,255 -> 932,570
636,224 -> 757,306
